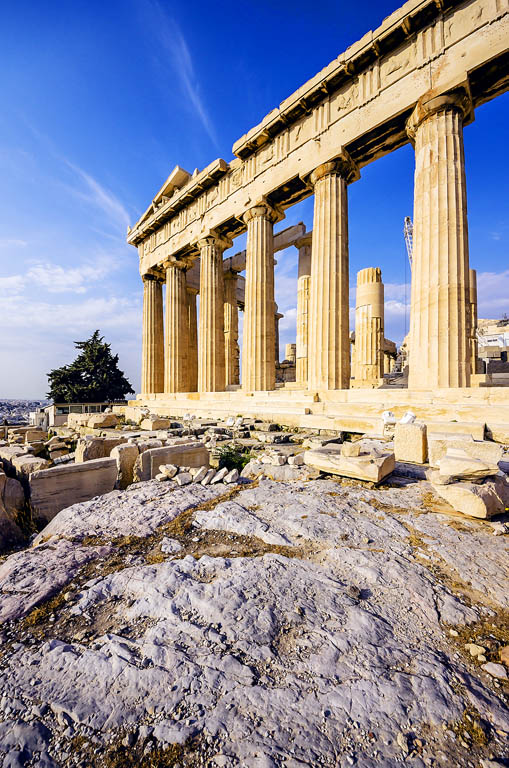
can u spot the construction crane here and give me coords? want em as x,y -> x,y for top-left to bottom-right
403,216 -> 413,268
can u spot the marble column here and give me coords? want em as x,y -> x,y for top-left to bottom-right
242,202 -> 282,391
186,285 -> 198,392
469,268 -> 478,375
308,155 -> 358,390
295,233 -> 312,387
141,272 -> 164,394
224,270 -> 240,387
198,234 -> 228,392
353,267 -> 384,385
164,258 -> 189,393
406,89 -> 472,389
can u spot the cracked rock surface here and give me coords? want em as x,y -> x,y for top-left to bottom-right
0,477 -> 507,767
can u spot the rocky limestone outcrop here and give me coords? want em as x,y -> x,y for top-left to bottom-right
0,477 -> 507,767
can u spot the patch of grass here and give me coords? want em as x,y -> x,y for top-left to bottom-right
69,734 -> 197,767
103,743 -> 186,767
23,588 -> 68,628
446,609 -> 509,672
451,706 -> 489,747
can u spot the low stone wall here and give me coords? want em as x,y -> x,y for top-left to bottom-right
29,458 -> 117,524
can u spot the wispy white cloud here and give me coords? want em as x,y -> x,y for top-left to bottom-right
62,159 -> 131,233
25,257 -> 116,294
3,255 -> 119,297
0,275 -> 25,296
0,294 -> 140,333
145,1 -> 218,147
23,119 -> 131,234
477,268 -> 509,317
0,238 -> 28,249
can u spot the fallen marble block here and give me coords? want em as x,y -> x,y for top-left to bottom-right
428,433 -> 503,469
87,413 -> 118,429
140,417 -> 172,430
0,470 -> 25,552
486,423 -> 509,445
437,448 -> 499,484
190,466 -> 208,483
75,436 -> 127,463
394,422 -> 427,464
30,458 -> 118,524
432,474 -> 509,519
111,443 -> 139,489
304,446 -> 395,483
224,468 -> 239,484
12,454 -> 50,477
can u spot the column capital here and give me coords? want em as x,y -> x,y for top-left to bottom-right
242,199 -> 284,226
186,285 -> 199,296
196,230 -> 232,252
406,82 -> 474,140
310,151 -> 360,186
141,270 -> 165,284
161,256 -> 190,271
295,233 -> 312,250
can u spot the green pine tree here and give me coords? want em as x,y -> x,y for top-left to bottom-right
47,331 -> 134,403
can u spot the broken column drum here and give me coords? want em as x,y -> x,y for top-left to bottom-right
296,233 -> 312,386
353,267 -> 384,384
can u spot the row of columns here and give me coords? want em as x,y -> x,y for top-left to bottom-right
142,85 -> 474,393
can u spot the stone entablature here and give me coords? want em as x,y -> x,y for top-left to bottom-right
129,0 -> 509,276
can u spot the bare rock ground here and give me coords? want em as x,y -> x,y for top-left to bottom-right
0,477 -> 507,767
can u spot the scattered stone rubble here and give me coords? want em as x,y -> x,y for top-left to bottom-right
1,406 -> 508,554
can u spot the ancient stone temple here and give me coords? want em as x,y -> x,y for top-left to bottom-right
129,0 -> 509,432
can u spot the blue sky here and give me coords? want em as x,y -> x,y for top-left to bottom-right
1,0 -> 508,398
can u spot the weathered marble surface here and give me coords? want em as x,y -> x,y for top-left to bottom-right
0,478 -> 507,767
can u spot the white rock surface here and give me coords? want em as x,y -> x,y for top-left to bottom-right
0,478 -> 507,767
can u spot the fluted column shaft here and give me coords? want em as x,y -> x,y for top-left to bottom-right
224,271 -> 239,387
308,157 -> 358,390
469,268 -> 478,375
407,91 -> 471,389
242,204 -> 281,391
198,235 -> 227,392
164,259 -> 188,393
353,267 -> 384,384
296,234 -> 312,386
141,273 -> 164,394
187,286 -> 198,392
